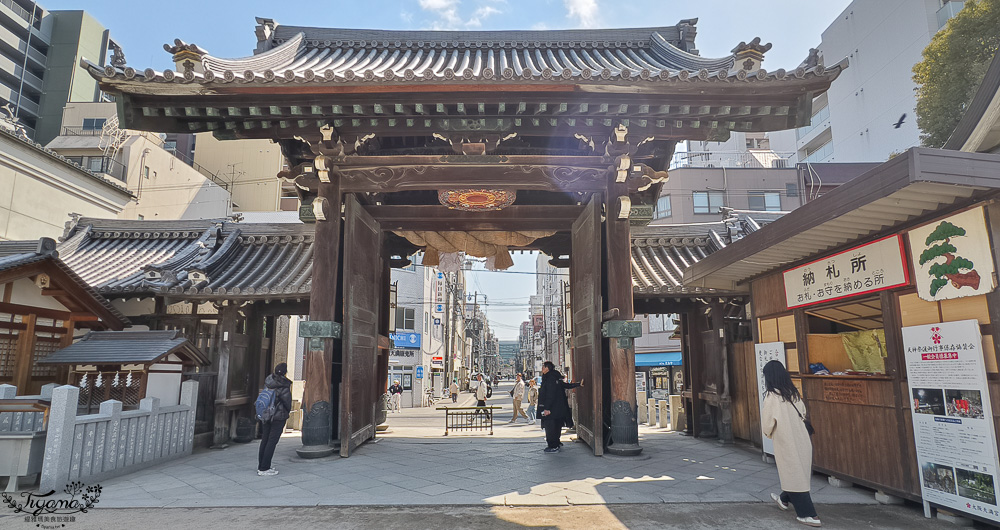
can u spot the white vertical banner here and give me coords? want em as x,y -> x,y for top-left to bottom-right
755,342 -> 786,455
903,319 -> 1000,523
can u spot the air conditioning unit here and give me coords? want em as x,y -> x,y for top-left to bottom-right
771,158 -> 790,168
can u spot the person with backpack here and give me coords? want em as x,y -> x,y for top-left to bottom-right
761,360 -> 821,527
537,361 -> 583,453
256,363 -> 292,476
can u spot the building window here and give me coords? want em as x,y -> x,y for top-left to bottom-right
82,118 -> 106,130
748,192 -> 781,212
143,166 -> 150,178
395,307 -> 416,330
163,141 -> 177,152
88,157 -> 104,172
655,195 -> 671,219
786,183 -> 799,197
693,191 -> 725,214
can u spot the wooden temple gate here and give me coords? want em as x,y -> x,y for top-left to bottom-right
85,19 -> 841,457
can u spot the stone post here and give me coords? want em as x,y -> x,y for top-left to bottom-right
179,380 -> 198,454
647,398 -> 657,426
138,396 -> 160,462
100,400 -> 123,472
0,384 -> 15,399
637,391 -> 647,423
40,385 -> 80,493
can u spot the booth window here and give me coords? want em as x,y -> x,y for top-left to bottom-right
804,296 -> 886,375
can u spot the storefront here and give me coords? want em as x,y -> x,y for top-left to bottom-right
636,352 -> 683,400
684,148 -> 1000,514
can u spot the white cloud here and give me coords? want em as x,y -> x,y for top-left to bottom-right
564,0 -> 599,28
416,0 -> 504,30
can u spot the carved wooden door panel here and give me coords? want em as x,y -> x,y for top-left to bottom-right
340,195 -> 383,457
571,197 -> 603,456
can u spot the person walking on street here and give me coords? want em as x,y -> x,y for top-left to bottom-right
537,361 -> 583,453
508,373 -> 528,423
475,374 -> 490,420
258,363 -> 292,476
526,378 -> 538,425
762,360 -> 821,527
389,380 -> 403,412
449,379 -> 459,403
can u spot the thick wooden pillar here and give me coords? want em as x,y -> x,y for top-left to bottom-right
298,179 -> 342,458
605,178 -> 641,456
212,303 -> 238,447
12,314 -> 37,392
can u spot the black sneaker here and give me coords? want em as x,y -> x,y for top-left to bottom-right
544,447 -> 559,453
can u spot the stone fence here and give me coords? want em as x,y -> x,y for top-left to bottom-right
0,383 -> 55,432
38,380 -> 198,492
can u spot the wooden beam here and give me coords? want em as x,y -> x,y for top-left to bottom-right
336,164 -> 611,193
364,205 -> 585,231
40,289 -> 69,297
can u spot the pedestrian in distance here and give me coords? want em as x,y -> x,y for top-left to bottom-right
762,360 -> 821,527
389,380 -> 403,412
537,361 -> 583,453
526,378 -> 538,425
257,362 -> 292,476
508,373 -> 528,423
449,379 -> 459,403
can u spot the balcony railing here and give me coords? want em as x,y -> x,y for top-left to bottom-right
671,150 -> 795,169
60,126 -> 107,137
63,155 -> 128,182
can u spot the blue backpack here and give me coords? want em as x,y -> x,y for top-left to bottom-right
255,387 -> 278,421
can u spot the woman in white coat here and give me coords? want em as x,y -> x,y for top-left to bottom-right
761,360 -> 821,527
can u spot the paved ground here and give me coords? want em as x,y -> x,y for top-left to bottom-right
18,503 -> 945,530
83,382 -> 881,511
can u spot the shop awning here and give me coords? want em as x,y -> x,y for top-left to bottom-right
683,148 -> 1000,291
636,352 -> 683,366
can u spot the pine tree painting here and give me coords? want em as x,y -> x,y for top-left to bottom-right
918,220 -> 981,296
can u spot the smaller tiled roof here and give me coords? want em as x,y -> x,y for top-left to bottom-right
632,213 -> 775,295
38,330 -> 209,366
58,217 -> 314,300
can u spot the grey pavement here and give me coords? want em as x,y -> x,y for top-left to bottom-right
83,382 -> 889,512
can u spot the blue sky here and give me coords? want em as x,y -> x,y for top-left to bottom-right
45,0 -> 854,339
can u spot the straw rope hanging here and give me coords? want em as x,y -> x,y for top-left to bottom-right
393,230 -> 555,270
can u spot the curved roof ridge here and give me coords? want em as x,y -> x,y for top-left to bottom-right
270,25 -> 683,47
204,32 -> 304,73
649,32 -> 733,71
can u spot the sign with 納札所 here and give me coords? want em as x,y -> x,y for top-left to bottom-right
903,319 -> 1000,524
908,207 -> 996,302
783,235 -> 909,309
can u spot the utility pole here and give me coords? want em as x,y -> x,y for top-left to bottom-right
442,272 -> 452,395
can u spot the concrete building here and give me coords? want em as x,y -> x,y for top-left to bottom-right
0,3 -> 115,144
650,167 -> 800,225
794,0 -> 965,163
45,102 -> 232,220
534,254 -> 569,369
192,133 -> 294,212
0,116 -> 131,240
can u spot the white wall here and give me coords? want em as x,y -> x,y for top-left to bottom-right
193,133 -> 286,212
146,363 -> 183,406
816,0 -> 941,162
0,132 -> 129,241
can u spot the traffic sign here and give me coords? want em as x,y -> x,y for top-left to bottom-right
416,366 -> 424,379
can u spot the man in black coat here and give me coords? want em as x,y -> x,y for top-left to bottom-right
536,361 -> 584,453
258,363 -> 292,476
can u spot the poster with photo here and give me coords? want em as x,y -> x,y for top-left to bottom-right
902,319 -> 1000,523
755,342 -> 786,456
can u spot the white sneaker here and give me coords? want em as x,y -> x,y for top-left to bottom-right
257,469 -> 278,476
528,420 -> 535,425
796,517 -> 821,527
770,492 -> 788,511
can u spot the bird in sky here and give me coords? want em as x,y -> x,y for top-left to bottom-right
893,113 -> 907,129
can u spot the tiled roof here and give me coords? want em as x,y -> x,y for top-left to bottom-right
38,330 -> 210,365
0,128 -> 133,197
632,214 -> 775,295
58,218 -> 313,300
84,22 -> 842,89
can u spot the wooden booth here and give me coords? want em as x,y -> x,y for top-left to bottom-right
684,148 -> 1000,501
83,18 -> 842,458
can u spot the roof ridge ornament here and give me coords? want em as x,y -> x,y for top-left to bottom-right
164,39 -> 208,74
729,37 -> 771,76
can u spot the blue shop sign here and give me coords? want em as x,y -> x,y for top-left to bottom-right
390,332 -> 422,349
416,366 -> 424,379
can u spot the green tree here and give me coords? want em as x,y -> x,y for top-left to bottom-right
919,221 -> 980,296
913,0 -> 1000,148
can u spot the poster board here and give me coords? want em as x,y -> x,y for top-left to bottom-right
635,372 -> 647,394
907,207 -> 996,302
755,342 -> 786,455
902,319 -> 1000,523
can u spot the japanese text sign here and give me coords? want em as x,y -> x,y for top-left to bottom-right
783,235 -> 909,309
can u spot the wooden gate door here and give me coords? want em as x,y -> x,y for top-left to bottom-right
340,195 -> 383,457
570,197 -> 603,456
